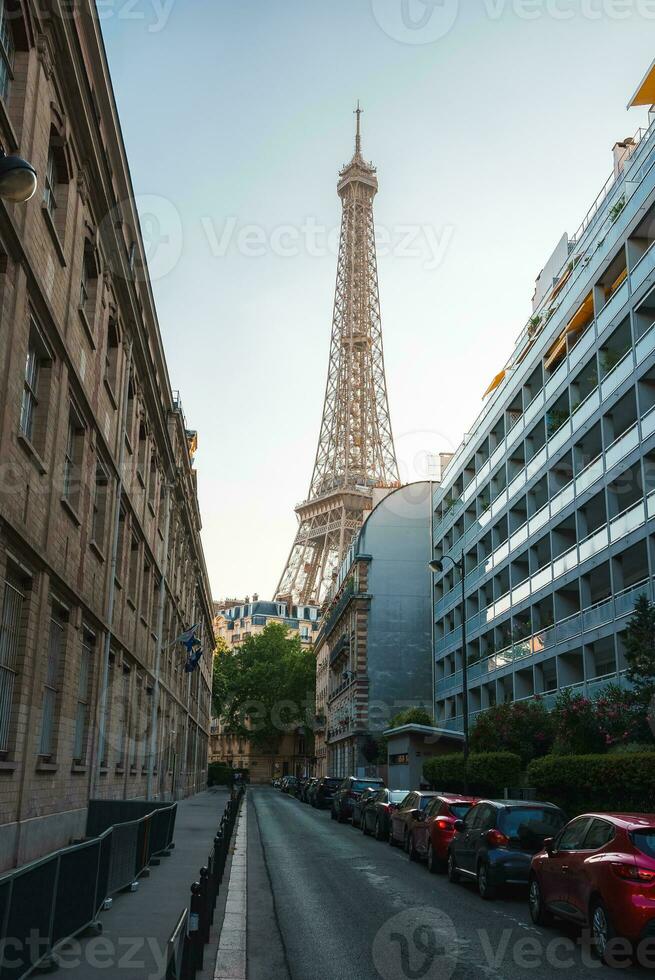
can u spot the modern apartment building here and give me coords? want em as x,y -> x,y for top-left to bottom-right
0,2 -> 213,870
316,483 -> 433,778
432,68 -> 655,733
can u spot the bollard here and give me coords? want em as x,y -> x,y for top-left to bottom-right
215,831 -> 225,884
189,881 -> 204,972
198,866 -> 211,945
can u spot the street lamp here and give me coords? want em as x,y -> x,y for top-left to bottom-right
429,553 -> 469,769
0,150 -> 37,203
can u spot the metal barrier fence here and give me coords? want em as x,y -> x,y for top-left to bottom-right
165,788 -> 244,980
0,801 -> 177,980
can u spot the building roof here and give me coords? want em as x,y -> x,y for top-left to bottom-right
383,724 -> 465,740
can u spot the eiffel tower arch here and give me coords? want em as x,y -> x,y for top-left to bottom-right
276,107 -> 399,605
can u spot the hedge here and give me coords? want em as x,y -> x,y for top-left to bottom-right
207,762 -> 249,786
423,752 -> 522,796
527,753 -> 655,815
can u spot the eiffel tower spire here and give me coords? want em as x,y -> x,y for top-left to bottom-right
276,108 -> 399,605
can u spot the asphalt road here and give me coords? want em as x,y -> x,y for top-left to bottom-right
251,787 -> 647,980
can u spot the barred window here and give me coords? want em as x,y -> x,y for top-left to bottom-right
91,461 -> 109,549
0,580 -> 23,753
73,630 -> 94,763
44,145 -> 58,218
40,613 -> 64,757
0,1 -> 15,104
19,344 -> 39,441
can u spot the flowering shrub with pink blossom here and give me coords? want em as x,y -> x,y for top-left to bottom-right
469,698 -> 554,763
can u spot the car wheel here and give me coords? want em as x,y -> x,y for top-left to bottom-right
529,876 -> 553,927
362,816 -> 369,836
477,861 -> 497,900
408,834 -> 419,862
591,900 -> 616,965
389,826 -> 397,846
447,852 -> 460,883
403,831 -> 411,854
330,807 -> 336,821
375,818 -> 384,841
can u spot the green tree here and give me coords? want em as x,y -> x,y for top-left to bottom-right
624,594 -> 655,701
390,707 -> 433,728
470,699 -> 554,764
212,623 -> 316,750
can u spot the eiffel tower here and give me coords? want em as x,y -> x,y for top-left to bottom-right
276,105 -> 399,605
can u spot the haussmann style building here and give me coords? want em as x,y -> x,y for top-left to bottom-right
432,65 -> 655,735
0,0 -> 213,871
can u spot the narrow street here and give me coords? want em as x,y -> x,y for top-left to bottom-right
251,788 -> 645,980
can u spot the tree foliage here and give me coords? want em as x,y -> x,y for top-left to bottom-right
624,594 -> 655,701
212,623 -> 316,750
470,698 -> 554,763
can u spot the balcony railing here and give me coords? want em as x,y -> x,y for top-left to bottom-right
434,116 -> 655,519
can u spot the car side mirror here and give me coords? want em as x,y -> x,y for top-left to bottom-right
453,819 -> 465,833
544,837 -> 554,856
415,811 -> 426,822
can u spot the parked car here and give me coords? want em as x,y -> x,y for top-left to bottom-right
448,800 -> 567,900
409,795 -> 478,871
361,789 -> 409,840
389,791 -> 440,850
302,777 -> 318,803
529,812 -> 655,963
281,776 -> 299,794
312,776 -> 342,809
331,776 -> 385,823
352,787 -> 380,828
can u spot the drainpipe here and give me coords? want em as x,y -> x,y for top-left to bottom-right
146,478 -> 173,800
91,337 -> 134,799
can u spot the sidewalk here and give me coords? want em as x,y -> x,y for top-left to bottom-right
55,787 -> 230,980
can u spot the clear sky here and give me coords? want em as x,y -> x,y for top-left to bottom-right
99,0 -> 654,601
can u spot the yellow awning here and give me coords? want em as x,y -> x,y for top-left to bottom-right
544,333 -> 567,373
566,292 -> 594,334
483,370 -> 506,398
608,266 -> 628,296
628,59 -> 655,107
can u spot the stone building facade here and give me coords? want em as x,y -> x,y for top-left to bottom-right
0,1 -> 213,871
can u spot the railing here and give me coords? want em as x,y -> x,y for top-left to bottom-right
435,116 -> 655,504
0,802 -> 177,980
169,787 -> 244,980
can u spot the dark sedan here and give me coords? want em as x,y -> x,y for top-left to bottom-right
351,787 -> 380,829
331,776 -> 385,823
361,788 -> 409,840
311,776 -> 342,809
389,791 -> 440,850
448,799 -> 567,899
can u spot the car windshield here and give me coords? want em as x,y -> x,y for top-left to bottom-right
353,780 -> 382,793
500,807 -> 566,841
632,830 -> 655,858
324,779 -> 341,787
389,791 -> 408,804
449,804 -> 473,819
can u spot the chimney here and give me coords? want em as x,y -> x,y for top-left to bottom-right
613,137 -> 637,178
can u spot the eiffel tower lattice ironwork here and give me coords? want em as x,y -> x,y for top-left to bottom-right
276,105 -> 399,605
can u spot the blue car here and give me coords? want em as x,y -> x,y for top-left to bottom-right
447,799 -> 567,900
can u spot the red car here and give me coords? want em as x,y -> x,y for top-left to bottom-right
409,795 -> 478,872
529,812 -> 655,963
389,791 -> 440,850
